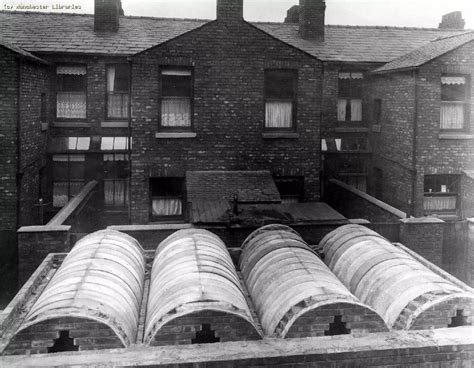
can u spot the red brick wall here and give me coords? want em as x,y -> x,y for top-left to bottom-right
285,302 -> 388,338
149,310 -> 261,346
3,317 -> 124,356
130,20 -> 323,224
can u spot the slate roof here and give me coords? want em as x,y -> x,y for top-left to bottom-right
186,170 -> 281,204
0,11 -> 468,62
373,31 -> 474,73
0,38 -> 49,64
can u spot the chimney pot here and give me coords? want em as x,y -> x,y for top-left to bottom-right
285,5 -> 300,23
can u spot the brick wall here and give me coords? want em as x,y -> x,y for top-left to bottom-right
368,71 -> 416,215
3,317 -> 124,356
285,302 -> 387,339
18,60 -> 50,227
130,19 -> 322,224
0,48 -> 19,232
149,310 -> 261,346
399,218 -> 445,267
461,172 -> 474,218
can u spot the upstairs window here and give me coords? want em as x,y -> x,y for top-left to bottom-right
160,68 -> 193,129
150,178 -> 184,220
338,72 -> 363,122
424,174 -> 460,214
52,154 -> 85,207
440,75 -> 468,130
56,65 -> 87,119
265,70 -> 297,130
107,64 -> 129,119
104,154 -> 129,208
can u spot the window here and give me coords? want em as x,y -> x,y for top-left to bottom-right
150,178 -> 184,220
274,177 -> 304,204
424,175 -> 460,214
338,72 -> 363,122
104,154 -> 129,208
160,68 -> 193,129
107,64 -> 129,119
100,136 -> 130,151
52,154 -> 85,207
440,75 -> 468,130
56,65 -> 87,119
265,69 -> 297,129
373,99 -> 381,125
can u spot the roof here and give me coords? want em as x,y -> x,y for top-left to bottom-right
0,38 -> 49,64
0,11 -> 207,56
0,11 -> 468,62
255,23 -> 467,62
373,31 -> 474,73
186,171 -> 281,204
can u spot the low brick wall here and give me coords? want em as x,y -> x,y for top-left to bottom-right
1,328 -> 472,367
326,179 -> 407,223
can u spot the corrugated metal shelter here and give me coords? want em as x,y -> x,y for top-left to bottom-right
4,230 -> 145,354
239,225 -> 388,338
144,229 -> 261,345
321,224 -> 474,330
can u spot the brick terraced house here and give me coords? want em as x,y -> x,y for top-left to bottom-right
0,1 -> 472,241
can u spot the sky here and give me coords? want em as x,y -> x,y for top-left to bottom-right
1,0 -> 473,28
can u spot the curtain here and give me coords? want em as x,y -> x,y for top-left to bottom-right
56,65 -> 86,75
337,99 -> 347,121
161,98 -> 191,127
53,182 -> 69,207
152,198 -> 182,216
351,99 -> 362,121
104,180 -> 128,206
440,103 -> 464,129
107,93 -> 128,118
57,92 -> 86,119
441,76 -> 466,85
265,101 -> 293,128
424,196 -> 457,211
107,66 -> 115,93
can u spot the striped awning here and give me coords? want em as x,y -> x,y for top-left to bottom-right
56,65 -> 87,75
339,72 -> 364,80
441,76 -> 466,85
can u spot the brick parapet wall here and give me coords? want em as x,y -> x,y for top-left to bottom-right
399,217 -> 445,267
130,20 -> 322,224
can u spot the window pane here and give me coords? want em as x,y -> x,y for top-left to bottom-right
151,178 -> 183,196
424,196 -> 457,211
57,74 -> 86,92
441,83 -> 466,101
113,64 -> 129,92
57,92 -> 86,119
265,70 -> 295,99
76,137 -> 91,150
265,101 -> 293,128
161,98 -> 191,127
101,137 -> 114,150
107,93 -> 128,118
337,99 -> 347,121
53,182 -> 69,207
114,137 -> 127,150
162,74 -> 192,97
351,99 -> 362,121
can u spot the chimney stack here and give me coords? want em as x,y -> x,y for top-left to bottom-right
439,11 -> 465,29
94,0 -> 123,32
299,0 -> 326,41
284,5 -> 300,23
216,0 -> 244,21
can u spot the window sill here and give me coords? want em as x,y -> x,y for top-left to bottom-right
155,132 -> 197,139
262,132 -> 299,139
439,133 -> 474,140
334,127 -> 369,133
53,121 -> 91,128
101,121 -> 129,128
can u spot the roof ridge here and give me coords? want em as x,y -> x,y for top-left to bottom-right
432,30 -> 474,41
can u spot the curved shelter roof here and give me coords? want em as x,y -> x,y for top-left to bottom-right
321,224 -> 474,329
19,230 -> 145,347
144,229 -> 259,344
240,225 -> 387,337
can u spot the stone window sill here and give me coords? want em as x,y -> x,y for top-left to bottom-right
262,132 -> 299,139
101,121 -> 128,128
53,121 -> 91,128
439,133 -> 474,140
155,132 -> 197,139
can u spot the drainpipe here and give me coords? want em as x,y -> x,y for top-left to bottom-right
319,62 -> 325,200
411,69 -> 419,217
127,57 -> 132,224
